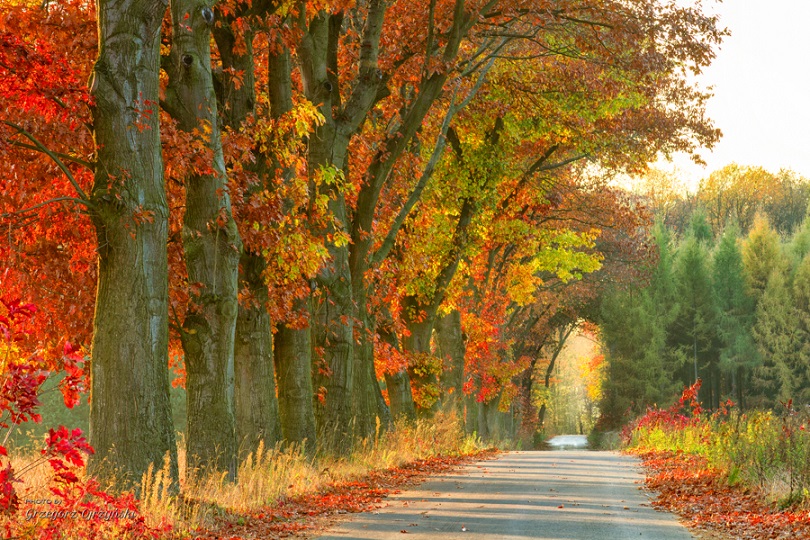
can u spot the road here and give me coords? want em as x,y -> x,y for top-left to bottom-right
314,446 -> 693,539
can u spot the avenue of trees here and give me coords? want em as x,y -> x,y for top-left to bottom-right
598,165 -> 810,428
1,0 -> 724,491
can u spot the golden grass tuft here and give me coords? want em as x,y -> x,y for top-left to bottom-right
5,412 -> 482,536
157,411 -> 480,531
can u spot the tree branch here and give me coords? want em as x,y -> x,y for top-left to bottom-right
9,141 -> 95,171
3,121 -> 92,204
369,57 -> 497,266
336,0 -> 387,136
0,197 -> 89,220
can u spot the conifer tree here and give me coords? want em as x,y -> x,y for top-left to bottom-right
712,222 -> 758,408
788,255 -> 810,405
752,267 -> 801,407
597,222 -> 677,425
742,213 -> 783,303
672,222 -> 719,407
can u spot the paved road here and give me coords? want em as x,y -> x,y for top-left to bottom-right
314,450 -> 693,539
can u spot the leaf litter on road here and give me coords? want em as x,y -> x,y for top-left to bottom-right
190,450 -> 499,540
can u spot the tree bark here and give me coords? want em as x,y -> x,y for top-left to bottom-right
88,0 -> 178,490
352,287 -> 391,440
516,357 -> 538,446
213,21 -> 281,459
464,392 -> 478,435
233,252 -> 281,457
165,0 -> 242,480
274,299 -> 317,455
477,399 -> 491,441
311,224 -> 355,450
435,310 -> 466,418
385,371 -> 416,422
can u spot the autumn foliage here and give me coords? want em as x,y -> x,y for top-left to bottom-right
0,0 -> 733,534
627,382 -> 810,539
0,296 -> 174,539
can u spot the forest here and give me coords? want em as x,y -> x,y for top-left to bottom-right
600,164 -> 810,427
4,0 -> 806,538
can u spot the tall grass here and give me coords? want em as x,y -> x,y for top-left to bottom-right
137,411 -> 480,530
5,412 -> 481,535
626,396 -> 810,508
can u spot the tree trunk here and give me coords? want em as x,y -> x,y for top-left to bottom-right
88,0 -> 177,490
258,40 -> 319,453
233,252 -> 280,458
536,325 -> 574,431
477,399 -> 490,441
385,371 -> 416,421
352,288 -> 391,440
213,22 -> 281,459
311,233 -> 355,450
516,358 -> 538,446
465,392 -> 478,435
404,316 -> 439,417
274,300 -> 317,455
537,403 -> 547,429
298,12 -> 356,451
165,0 -> 242,479
435,310 -> 465,418
386,293 -> 443,420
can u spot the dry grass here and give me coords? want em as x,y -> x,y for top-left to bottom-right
5,412 -> 481,535
138,411 -> 480,532
6,444 -> 71,505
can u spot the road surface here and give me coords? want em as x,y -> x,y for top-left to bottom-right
314,447 -> 693,539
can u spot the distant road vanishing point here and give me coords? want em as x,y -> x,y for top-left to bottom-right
314,446 -> 693,540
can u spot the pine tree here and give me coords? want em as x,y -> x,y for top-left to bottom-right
742,212 -> 783,303
597,222 -> 678,426
751,268 -> 801,408
712,222 -> 758,408
788,202 -> 810,266
672,227 -> 719,408
789,255 -> 810,405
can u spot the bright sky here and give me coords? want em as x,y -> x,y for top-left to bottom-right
659,0 -> 810,191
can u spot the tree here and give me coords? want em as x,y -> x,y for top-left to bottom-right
88,0 -> 178,487
634,168 -> 688,224
788,202 -> 810,264
163,0 -> 243,479
671,228 -> 719,407
598,222 -> 677,427
698,164 -> 774,235
752,268 -> 801,408
742,213 -> 782,303
0,0 -> 728,482
213,1 -> 282,460
696,164 -> 810,237
787,255 -> 810,405
712,222 -> 758,409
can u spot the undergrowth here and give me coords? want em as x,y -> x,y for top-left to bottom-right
4,412 -> 483,538
624,381 -> 810,508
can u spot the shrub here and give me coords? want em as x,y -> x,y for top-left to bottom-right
1,297 -> 167,539
625,381 -> 810,507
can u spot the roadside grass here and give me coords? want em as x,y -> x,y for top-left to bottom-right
624,383 -> 810,509
4,412 -> 485,538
